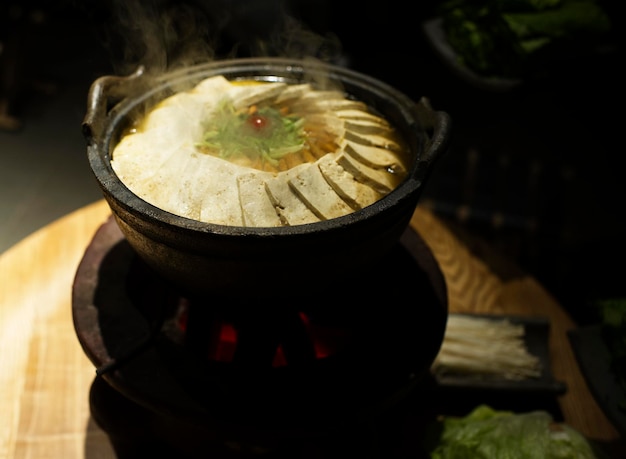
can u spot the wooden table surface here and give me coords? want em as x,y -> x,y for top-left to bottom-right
0,199 -> 623,458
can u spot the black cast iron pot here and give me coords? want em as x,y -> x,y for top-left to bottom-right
82,57 -> 452,300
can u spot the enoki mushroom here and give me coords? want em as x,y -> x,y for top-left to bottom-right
432,315 -> 542,380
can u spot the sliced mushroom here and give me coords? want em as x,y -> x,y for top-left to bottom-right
288,162 -> 353,220
230,82 -> 288,110
195,157 -> 253,226
317,154 -> 381,210
265,164 -> 320,226
274,83 -> 312,104
336,152 -> 397,194
344,129 -> 403,152
304,113 -> 346,138
334,109 -> 391,125
161,152 -> 216,221
290,90 -> 348,112
342,139 -> 406,174
317,99 -> 368,111
237,172 -> 282,227
344,119 -> 394,136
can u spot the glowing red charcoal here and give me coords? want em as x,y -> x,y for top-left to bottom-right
176,303 -> 352,367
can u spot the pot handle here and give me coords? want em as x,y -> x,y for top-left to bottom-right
82,66 -> 146,147
415,96 -> 452,165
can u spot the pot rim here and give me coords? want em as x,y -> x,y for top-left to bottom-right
87,57 -> 451,237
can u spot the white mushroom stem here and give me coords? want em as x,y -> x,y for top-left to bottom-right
432,315 -> 543,380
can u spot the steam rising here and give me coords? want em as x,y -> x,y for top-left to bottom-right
98,0 -> 344,77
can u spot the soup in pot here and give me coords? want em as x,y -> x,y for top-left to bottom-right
111,75 -> 409,227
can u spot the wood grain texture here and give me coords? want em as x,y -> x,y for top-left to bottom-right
0,200 -> 115,459
0,200 -> 621,458
411,205 -> 622,445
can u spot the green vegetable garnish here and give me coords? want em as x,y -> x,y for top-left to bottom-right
197,98 -> 305,167
423,404 -> 608,458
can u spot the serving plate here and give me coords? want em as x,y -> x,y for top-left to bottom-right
431,314 -> 567,416
568,325 -> 626,436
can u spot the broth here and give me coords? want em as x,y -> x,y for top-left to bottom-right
111,76 -> 409,227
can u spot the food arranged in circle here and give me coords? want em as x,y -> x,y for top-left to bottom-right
111,75 -> 409,227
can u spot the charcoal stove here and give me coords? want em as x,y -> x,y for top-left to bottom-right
72,215 -> 447,458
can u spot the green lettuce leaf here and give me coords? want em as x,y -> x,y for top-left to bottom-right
424,404 -> 606,458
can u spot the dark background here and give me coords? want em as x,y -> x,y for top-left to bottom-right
1,0 -> 624,325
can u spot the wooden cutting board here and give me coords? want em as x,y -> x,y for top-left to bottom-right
0,199 -> 621,458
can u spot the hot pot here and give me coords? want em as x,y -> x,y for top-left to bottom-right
77,58 -> 453,451
82,57 -> 452,300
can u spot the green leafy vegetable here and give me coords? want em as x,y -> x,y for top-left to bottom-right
439,0 -> 612,78
423,404 -> 607,458
198,98 -> 305,167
